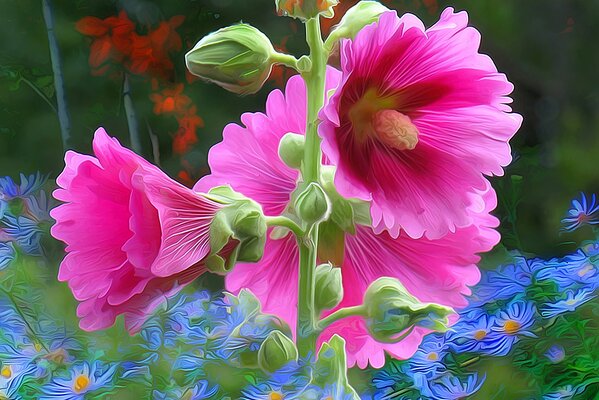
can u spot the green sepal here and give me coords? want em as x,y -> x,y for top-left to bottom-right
324,1 -> 390,51
204,186 -> 267,275
312,335 -> 360,399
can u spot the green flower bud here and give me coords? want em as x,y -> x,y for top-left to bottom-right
314,263 -> 343,313
363,277 -> 454,343
278,132 -> 305,170
324,1 -> 390,51
204,186 -> 267,274
279,132 -> 306,169
295,182 -> 331,225
258,330 -> 298,373
185,24 -> 276,95
276,0 -> 339,21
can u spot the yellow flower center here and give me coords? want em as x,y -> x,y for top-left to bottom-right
73,375 -> 91,393
503,320 -> 521,334
0,366 -> 11,378
268,392 -> 283,400
578,264 -> 594,277
474,329 -> 487,340
34,342 -> 43,352
426,352 -> 439,361
565,299 -> 577,306
347,87 -> 420,150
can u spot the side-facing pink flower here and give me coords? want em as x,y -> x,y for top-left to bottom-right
196,72 -> 500,368
319,8 -> 522,240
51,128 -> 228,333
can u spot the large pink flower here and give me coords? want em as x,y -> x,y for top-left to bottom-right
51,128 -> 227,333
195,72 -> 500,368
319,8 -> 522,240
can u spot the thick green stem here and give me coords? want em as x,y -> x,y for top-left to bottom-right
265,216 -> 304,238
317,306 -> 365,332
296,16 -> 328,358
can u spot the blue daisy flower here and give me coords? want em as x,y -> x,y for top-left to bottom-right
2,215 -> 44,255
540,289 -> 596,318
0,173 -> 46,199
0,362 -> 37,400
561,193 -> 599,232
535,250 -> 597,290
581,241 -> 599,257
425,373 -> 485,400
24,190 -> 53,223
468,257 -> 532,305
446,311 -> 500,355
0,241 -> 16,270
40,361 -> 118,400
406,334 -> 447,378
544,345 -> 565,363
543,384 -> 586,400
486,300 -> 537,356
241,363 -> 309,400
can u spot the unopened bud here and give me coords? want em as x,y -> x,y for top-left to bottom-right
314,263 -> 343,313
205,186 -> 267,274
363,277 -> 453,343
276,0 -> 339,20
295,182 -> 331,225
186,24 -> 276,95
258,330 -> 298,373
278,132 -> 305,169
325,1 -> 389,51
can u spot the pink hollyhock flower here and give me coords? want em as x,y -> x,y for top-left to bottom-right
51,128 -> 228,333
195,72 -> 500,368
319,8 -> 522,240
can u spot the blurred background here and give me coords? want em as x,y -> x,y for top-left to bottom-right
0,1 -> 598,398
1,0 -> 598,257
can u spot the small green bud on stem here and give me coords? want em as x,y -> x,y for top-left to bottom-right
295,182 -> 331,226
258,330 -> 298,373
314,263 -> 343,313
278,132 -> 306,170
363,277 -> 454,343
186,24 -> 278,95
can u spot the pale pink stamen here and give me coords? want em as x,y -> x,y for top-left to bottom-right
373,109 -> 419,151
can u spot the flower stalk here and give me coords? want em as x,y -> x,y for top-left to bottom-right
122,74 -> 142,154
41,0 -> 71,150
296,15 -> 328,358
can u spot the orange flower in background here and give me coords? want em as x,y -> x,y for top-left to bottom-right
128,16 -> 185,79
173,106 -> 203,155
76,11 -> 135,76
149,84 -> 192,116
269,35 -> 296,87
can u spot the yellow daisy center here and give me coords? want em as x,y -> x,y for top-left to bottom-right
0,366 -> 11,378
578,264 -> 594,277
73,374 -> 91,393
426,352 -> 439,361
565,299 -> 577,306
268,392 -> 284,400
474,329 -> 487,340
503,320 -> 521,334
